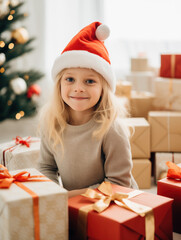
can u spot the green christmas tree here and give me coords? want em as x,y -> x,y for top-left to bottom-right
0,0 -> 44,122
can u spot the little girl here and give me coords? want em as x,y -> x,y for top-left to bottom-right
38,22 -> 138,197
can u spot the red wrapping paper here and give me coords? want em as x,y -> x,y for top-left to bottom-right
160,54 -> 181,78
69,184 -> 173,240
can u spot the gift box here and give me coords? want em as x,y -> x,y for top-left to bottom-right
124,118 -> 150,159
126,71 -> 155,93
160,54 -> 181,78
155,152 -> 181,182
157,176 -> 181,234
153,77 -> 181,111
131,57 -> 148,72
115,81 -> 132,98
129,91 -> 154,119
148,111 -> 181,152
0,136 -> 40,170
132,159 -> 151,189
69,182 -> 173,240
0,167 -> 68,240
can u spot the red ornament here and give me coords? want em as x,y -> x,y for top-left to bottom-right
27,84 -> 41,98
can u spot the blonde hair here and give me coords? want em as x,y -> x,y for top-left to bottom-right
39,68 -> 130,150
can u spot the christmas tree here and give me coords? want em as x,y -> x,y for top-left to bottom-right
0,0 -> 44,122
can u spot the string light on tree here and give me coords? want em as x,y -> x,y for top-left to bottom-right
0,53 -> 6,65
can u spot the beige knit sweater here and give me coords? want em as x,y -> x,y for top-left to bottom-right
38,118 -> 138,190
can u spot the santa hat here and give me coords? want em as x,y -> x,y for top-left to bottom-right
51,22 -> 116,92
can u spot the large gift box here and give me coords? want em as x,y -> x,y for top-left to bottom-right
132,159 -> 151,189
0,166 -> 68,240
155,152 -> 181,182
157,162 -> 181,234
131,57 -> 148,72
69,182 -> 173,240
0,136 -> 40,170
124,118 -> 150,159
160,54 -> 181,78
126,71 -> 155,93
129,91 -> 154,119
148,111 -> 181,152
153,77 -> 181,111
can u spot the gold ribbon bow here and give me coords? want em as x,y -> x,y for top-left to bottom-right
77,182 -> 154,240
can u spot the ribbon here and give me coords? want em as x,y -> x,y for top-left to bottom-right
77,182 -> 154,240
2,136 -> 39,166
166,161 -> 181,180
0,164 -> 50,240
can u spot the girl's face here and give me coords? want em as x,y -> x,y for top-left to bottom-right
60,68 -> 103,116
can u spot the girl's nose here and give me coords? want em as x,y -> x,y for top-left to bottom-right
74,81 -> 84,92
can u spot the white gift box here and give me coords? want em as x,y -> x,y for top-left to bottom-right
155,152 -> 181,182
126,71 -> 155,93
0,136 -> 40,170
153,77 -> 181,111
0,168 -> 68,240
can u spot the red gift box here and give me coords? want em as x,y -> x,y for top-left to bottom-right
157,177 -> 181,234
160,54 -> 181,78
69,184 -> 173,240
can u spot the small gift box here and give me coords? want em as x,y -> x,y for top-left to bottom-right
124,118 -> 150,159
0,136 -> 40,170
126,71 -> 155,93
0,165 -> 68,240
160,54 -> 181,78
69,182 -> 173,240
132,159 -> 151,189
131,57 -> 148,72
153,77 -> 181,111
115,81 -> 132,98
148,111 -> 181,152
157,162 -> 181,234
155,152 -> 181,182
129,91 -> 154,119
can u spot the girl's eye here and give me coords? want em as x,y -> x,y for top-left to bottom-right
86,79 -> 95,84
66,77 -> 74,82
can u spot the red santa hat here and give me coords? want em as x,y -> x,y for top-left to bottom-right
51,22 -> 116,92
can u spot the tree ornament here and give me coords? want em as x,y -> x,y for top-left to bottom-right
12,27 -> 29,44
0,0 -> 9,19
1,30 -> 12,42
10,77 -> 27,95
27,84 -> 41,98
10,0 -> 20,7
0,53 -> 6,66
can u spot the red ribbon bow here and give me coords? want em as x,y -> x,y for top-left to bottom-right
166,161 -> 181,180
0,164 -> 47,188
14,136 -> 32,147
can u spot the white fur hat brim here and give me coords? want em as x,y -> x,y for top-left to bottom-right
51,50 -> 116,92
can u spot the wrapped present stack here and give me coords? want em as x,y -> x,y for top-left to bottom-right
124,118 -> 151,189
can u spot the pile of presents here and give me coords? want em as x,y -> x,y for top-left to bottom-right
0,54 -> 181,239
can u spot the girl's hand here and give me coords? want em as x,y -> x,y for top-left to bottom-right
68,188 -> 87,198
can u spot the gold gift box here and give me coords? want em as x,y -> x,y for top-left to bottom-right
131,57 -> 148,72
132,159 -> 151,189
0,168 -> 68,240
115,81 -> 132,98
148,111 -> 181,152
125,118 -> 150,159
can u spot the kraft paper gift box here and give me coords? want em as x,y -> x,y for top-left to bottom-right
153,77 -> 181,111
126,71 -> 155,93
0,136 -> 40,170
148,111 -> 181,152
124,118 -> 150,159
129,91 -> 154,119
160,54 -> 181,78
115,81 -> 132,98
0,167 -> 68,240
69,183 -> 173,240
131,57 -> 148,72
157,176 -> 181,234
155,152 -> 181,182
132,159 -> 151,189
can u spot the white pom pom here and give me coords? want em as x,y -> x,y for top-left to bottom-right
95,24 -> 110,41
